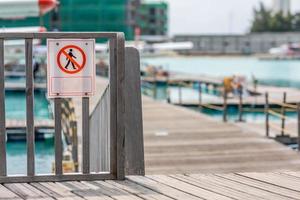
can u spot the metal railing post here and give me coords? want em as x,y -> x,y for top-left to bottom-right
281,92 -> 286,136
265,92 -> 269,137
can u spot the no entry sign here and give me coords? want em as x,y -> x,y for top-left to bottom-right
47,39 -> 95,98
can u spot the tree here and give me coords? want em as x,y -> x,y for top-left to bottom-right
269,12 -> 293,32
251,3 -> 272,32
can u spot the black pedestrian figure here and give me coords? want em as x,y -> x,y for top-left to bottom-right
65,49 -> 77,70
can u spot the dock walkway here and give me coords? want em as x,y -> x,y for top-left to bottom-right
2,172 -> 300,199
143,96 -> 300,174
83,77 -> 300,174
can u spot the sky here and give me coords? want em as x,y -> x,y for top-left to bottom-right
165,0 -> 300,35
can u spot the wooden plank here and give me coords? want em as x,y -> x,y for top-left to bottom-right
4,183 -> 52,199
238,172 -> 300,192
91,180 -> 144,200
105,180 -> 173,200
82,97 -> 90,174
37,182 -> 83,200
25,38 -> 35,177
127,176 -> 203,200
147,175 -> 232,200
116,33 -> 125,180
66,181 -> 114,200
0,38 -> 6,176
0,173 -> 114,184
30,183 -> 62,199
0,184 -> 21,199
109,38 -> 117,178
54,98 -> 63,175
216,173 -> 300,199
170,174 -> 262,200
186,174 -> 289,200
124,47 -> 144,176
0,32 -> 117,39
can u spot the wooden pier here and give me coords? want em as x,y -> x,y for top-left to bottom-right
142,96 -> 300,174
2,172 -> 300,199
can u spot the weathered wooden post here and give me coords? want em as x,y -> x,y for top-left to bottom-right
298,103 -> 300,151
265,92 -> 269,137
178,82 -> 182,105
198,82 -> 202,110
166,79 -> 171,103
153,75 -> 157,99
281,92 -> 286,136
223,91 -> 228,122
237,86 -> 244,122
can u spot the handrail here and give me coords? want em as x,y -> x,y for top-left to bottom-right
201,104 -> 224,111
268,98 -> 297,110
269,122 -> 296,136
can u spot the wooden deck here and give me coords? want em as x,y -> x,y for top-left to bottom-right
143,97 -> 300,174
2,172 -> 300,199
84,77 -> 300,174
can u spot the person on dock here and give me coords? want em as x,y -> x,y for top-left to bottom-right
223,76 -> 234,95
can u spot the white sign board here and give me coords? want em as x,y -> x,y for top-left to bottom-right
47,39 -> 95,98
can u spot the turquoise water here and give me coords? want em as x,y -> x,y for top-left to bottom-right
141,56 -> 300,122
7,140 -> 54,175
5,88 -> 53,175
142,56 -> 300,87
6,91 -> 51,120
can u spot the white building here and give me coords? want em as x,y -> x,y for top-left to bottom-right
273,0 -> 290,16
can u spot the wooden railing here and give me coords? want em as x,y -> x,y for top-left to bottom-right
264,92 -> 300,150
0,32 -> 126,183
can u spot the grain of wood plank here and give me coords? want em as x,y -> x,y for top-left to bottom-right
38,182 -> 83,199
92,181 -> 143,200
215,174 -> 300,199
238,172 -> 300,192
61,181 -> 113,200
186,174 -> 290,200
127,175 -> 203,200
0,184 -> 21,199
4,183 -> 53,199
105,180 -> 173,200
170,174 -> 264,200
147,175 -> 232,200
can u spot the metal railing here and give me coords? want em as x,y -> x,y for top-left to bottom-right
0,32 -> 125,183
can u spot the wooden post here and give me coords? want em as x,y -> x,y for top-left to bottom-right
166,77 -> 171,103
265,92 -> 269,137
153,75 -> 157,99
281,92 -> 286,136
298,103 -> 300,151
198,82 -> 202,110
223,91 -> 228,122
237,86 -> 244,122
178,82 -> 182,105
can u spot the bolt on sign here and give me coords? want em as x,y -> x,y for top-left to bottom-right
47,39 -> 95,98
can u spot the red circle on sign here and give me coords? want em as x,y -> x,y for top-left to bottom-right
57,45 -> 86,74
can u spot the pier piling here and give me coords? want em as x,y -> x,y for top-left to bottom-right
265,92 -> 269,137
281,92 -> 287,136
